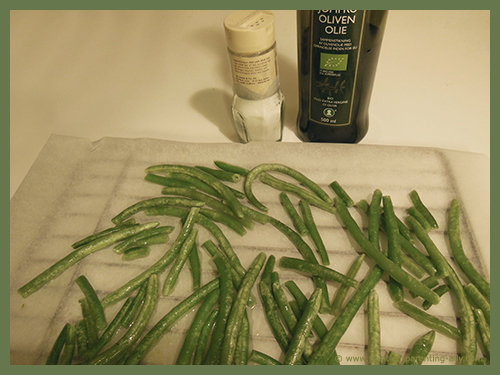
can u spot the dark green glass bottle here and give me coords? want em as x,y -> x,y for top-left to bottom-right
297,10 -> 388,143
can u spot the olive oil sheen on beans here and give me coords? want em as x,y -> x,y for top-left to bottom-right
297,10 -> 388,143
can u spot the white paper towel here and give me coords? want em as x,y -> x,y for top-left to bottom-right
10,134 -> 489,364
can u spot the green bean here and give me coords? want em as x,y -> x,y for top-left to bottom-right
269,217 -> 318,265
201,240 -> 256,308
296,302 -> 340,365
400,253 -> 426,279
202,240 -> 238,285
115,351 -> 132,365
405,215 -> 449,278
196,165 -> 241,183
409,190 -> 439,229
146,206 -> 247,279
268,217 -> 330,310
202,254 -> 235,365
85,298 -> 134,360
280,192 -> 309,236
395,215 -> 416,244
188,241 -> 201,290
113,226 -> 174,253
286,285 -> 340,364
270,273 -> 314,357
271,273 -> 296,330
448,199 -> 490,300
79,298 -> 98,347
357,198 -> 437,276
18,221 -> 160,298
259,280 -> 292,355
145,164 -> 244,218
241,205 -> 270,225
283,288 -> 322,365
279,256 -> 358,288
444,266 -> 477,365
367,289 -> 382,365
224,184 -> 246,199
193,308 -> 219,365
316,277 -> 333,313
385,351 -> 402,365
168,172 -> 222,197
358,198 -> 414,245
220,252 -> 266,365
284,281 -> 328,339
244,163 -> 332,212
355,198 -> 370,212
121,232 -> 168,252
46,323 -> 70,365
354,198 -> 372,215
173,170 -> 245,199
289,299 -> 302,319
122,246 -> 151,261
395,300 -> 461,341
464,283 -> 490,324
288,300 -> 306,331
71,219 -> 137,249
403,330 -> 435,365
87,274 -> 159,365
163,227 -> 198,295
381,207 -> 427,277
58,324 -> 76,365
368,190 -> 383,250
144,173 -> 196,189
234,310 -> 250,365
261,254 -> 276,285
475,357 -> 488,365
112,197 -> 204,224
335,197 -> 440,304
121,281 -> 148,328
257,258 -> 290,355
330,181 -> 354,207
330,254 -> 366,316
408,206 -> 432,232
249,350 -> 282,365
261,173 -> 337,214
383,195 -> 404,302
181,168 -> 244,198
307,263 -> 385,365
100,212 -> 197,307
75,320 -> 89,357
176,288 -> 220,365
126,278 -> 220,365
409,275 -> 439,299
422,284 -> 449,310
473,308 -> 490,360
299,199 -> 329,265
399,232 -> 437,276
200,208 -> 247,236
75,275 -> 107,331
214,160 -> 249,176
195,215 -> 245,277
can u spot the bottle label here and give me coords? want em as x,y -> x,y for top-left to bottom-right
308,10 -> 365,126
230,47 -> 278,96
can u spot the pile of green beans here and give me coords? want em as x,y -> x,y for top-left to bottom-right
17,160 -> 489,365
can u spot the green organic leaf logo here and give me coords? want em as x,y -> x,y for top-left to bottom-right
320,53 -> 348,71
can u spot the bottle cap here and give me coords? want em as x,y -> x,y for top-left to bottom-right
224,10 -> 276,54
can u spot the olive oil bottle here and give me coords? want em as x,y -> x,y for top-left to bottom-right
297,10 -> 388,143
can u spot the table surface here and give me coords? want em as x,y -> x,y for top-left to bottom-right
10,10 -> 490,198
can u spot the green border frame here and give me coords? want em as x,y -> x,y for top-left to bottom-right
6,1 -> 494,373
